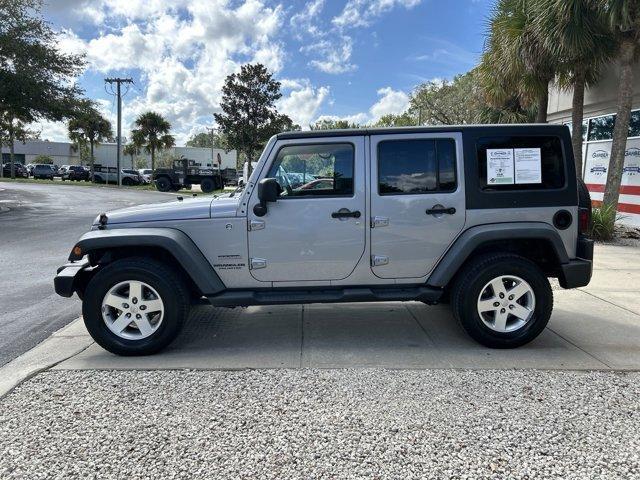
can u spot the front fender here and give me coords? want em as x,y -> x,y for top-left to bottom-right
67,228 -> 226,295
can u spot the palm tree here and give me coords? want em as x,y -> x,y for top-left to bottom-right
131,111 -> 175,172
479,0 -> 558,123
68,101 -> 113,165
602,0 -> 640,220
537,0 -> 616,177
123,143 -> 140,169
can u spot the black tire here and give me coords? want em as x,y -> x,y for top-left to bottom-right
155,176 -> 172,192
451,253 -> 553,349
122,177 -> 133,186
82,257 -> 190,356
200,177 -> 215,193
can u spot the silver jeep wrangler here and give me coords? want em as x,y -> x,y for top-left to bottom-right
55,125 -> 594,355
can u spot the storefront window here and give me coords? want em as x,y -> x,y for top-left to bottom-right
588,115 -> 616,141
565,120 -> 588,142
628,110 -> 640,137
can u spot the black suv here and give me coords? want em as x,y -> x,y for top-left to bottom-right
62,165 -> 90,182
2,163 -> 29,178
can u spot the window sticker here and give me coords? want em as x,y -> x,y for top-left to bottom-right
514,148 -> 542,184
487,149 -> 514,185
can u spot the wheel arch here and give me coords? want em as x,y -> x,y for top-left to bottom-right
69,228 -> 225,298
428,223 -> 570,288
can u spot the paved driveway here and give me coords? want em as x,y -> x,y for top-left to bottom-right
55,243 -> 640,371
0,182 -> 175,366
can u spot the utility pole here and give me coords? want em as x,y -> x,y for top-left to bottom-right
105,77 -> 133,186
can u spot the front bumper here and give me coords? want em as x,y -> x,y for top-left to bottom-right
558,237 -> 594,289
54,258 -> 90,297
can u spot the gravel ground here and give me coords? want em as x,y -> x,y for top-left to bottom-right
1,369 -> 639,479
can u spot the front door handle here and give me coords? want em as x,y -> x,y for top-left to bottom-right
331,209 -> 361,219
426,207 -> 456,215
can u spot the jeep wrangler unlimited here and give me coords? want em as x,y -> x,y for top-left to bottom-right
54,125 -> 593,356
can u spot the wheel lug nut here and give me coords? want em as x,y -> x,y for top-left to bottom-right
139,305 -> 146,311
499,293 -> 505,299
500,308 -> 506,313
493,302 -> 500,307
122,303 -> 129,309
508,295 -> 514,300
509,305 -> 515,310
136,314 -> 141,319
132,298 -> 138,304
126,313 -> 131,318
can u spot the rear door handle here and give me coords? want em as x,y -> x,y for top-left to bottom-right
331,209 -> 361,219
426,207 -> 456,215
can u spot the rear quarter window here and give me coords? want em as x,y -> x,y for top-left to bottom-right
476,136 -> 566,191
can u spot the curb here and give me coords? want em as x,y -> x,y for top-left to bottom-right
0,317 -> 93,399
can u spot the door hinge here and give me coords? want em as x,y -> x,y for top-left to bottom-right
371,255 -> 389,267
249,219 -> 265,231
249,258 -> 267,270
371,216 -> 389,228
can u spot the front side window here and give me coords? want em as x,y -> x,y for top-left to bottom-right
378,139 -> 457,195
267,143 -> 354,197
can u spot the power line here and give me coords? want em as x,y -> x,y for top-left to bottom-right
104,77 -> 134,187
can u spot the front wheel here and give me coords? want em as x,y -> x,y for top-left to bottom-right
82,257 -> 190,355
200,177 -> 215,193
451,253 -> 553,348
155,176 -> 172,192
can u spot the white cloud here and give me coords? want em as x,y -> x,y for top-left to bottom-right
369,87 -> 410,121
278,80 -> 330,128
290,0 -> 325,39
332,0 -> 422,29
305,37 -> 356,74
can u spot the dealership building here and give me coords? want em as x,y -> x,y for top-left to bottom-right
548,61 -> 640,227
1,141 -> 238,171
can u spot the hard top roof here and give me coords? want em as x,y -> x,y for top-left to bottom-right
276,124 -> 569,140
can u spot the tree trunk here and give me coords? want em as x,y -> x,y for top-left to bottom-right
8,123 -> 15,180
89,141 -> 94,167
535,82 -> 549,123
151,146 -> 155,172
571,66 -> 587,178
0,131 -> 4,179
603,38 -> 636,221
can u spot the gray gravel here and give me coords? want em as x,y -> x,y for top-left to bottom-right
1,369 -> 639,479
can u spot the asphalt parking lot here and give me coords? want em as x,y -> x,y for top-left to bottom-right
0,182 -> 174,366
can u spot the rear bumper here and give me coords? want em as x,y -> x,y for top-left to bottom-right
54,258 -> 90,297
558,237 -> 594,289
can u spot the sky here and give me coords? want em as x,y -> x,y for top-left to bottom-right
39,0 -> 492,146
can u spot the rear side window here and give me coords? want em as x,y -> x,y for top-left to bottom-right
476,136 -> 565,191
378,139 -> 457,195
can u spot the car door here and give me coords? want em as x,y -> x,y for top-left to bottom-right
370,132 -> 466,279
247,137 -> 366,282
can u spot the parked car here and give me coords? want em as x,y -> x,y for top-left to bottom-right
55,125 -> 593,356
62,165 -> 90,182
2,163 -> 29,178
32,164 -> 54,180
123,169 -> 143,184
138,169 -> 153,184
25,163 -> 35,176
92,165 -> 141,185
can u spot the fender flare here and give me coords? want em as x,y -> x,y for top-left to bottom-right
427,222 -> 570,288
69,227 -> 226,295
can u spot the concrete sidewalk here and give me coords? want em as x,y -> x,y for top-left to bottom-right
51,243 -> 640,372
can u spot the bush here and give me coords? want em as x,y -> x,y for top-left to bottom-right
33,154 -> 53,164
589,205 -> 621,241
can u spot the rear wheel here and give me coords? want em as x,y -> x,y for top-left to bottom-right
122,177 -> 133,186
451,253 -> 553,348
200,177 -> 215,193
82,257 -> 190,355
155,176 -> 172,192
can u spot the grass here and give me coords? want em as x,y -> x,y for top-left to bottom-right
0,177 -> 227,195
589,204 -> 622,241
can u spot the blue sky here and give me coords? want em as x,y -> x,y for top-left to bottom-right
40,0 -> 492,145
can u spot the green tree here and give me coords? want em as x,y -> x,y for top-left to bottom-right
214,63 -> 295,176
309,118 -> 361,130
0,0 -> 85,178
479,0 -> 558,123
539,0 -> 615,176
602,0 -> 640,227
67,101 -> 113,165
33,154 -> 53,164
372,113 -> 417,127
186,131 -> 227,149
131,111 -> 175,171
123,143 -> 140,169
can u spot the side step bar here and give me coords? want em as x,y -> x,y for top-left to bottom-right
206,285 -> 443,307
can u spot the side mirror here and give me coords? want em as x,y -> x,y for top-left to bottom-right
253,178 -> 279,216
